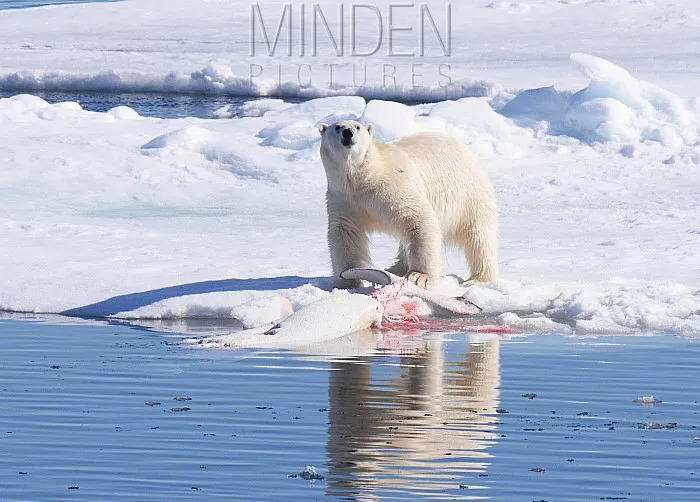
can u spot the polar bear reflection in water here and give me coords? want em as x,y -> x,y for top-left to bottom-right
324,334 -> 501,500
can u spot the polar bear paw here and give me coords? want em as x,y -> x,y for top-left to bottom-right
406,271 -> 435,290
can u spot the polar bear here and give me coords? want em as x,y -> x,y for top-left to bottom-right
318,119 -> 498,290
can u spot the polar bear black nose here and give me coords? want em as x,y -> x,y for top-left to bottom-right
342,128 -> 353,139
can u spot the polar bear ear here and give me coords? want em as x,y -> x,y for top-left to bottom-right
365,123 -> 375,137
317,123 -> 328,135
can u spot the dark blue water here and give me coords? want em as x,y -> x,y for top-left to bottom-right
0,0 -> 119,10
0,90 -> 301,119
1,318 -> 698,501
0,90 -> 244,119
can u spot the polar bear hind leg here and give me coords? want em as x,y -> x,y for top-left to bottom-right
460,211 -> 499,284
386,244 -> 409,277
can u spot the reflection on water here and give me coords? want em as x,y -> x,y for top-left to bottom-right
327,337 -> 500,500
2,317 -> 698,501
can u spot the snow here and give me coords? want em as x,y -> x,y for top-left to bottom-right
0,1 -> 698,337
0,0 -> 698,97
107,105 -> 141,120
359,100 -> 417,141
497,313 -> 573,335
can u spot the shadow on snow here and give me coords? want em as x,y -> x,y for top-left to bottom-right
61,275 -> 328,318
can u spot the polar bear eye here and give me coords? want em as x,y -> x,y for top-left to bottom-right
335,125 -> 341,131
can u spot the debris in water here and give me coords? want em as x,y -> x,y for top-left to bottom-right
459,484 -> 468,489
68,486 -> 79,490
291,466 -> 325,480
145,401 -> 161,406
522,393 -> 537,399
633,396 -> 662,406
638,422 -> 677,430
170,407 -> 191,412
495,408 -> 508,414
173,396 -> 192,402
530,467 -> 546,472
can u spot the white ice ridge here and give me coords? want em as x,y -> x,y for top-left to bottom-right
0,0 -> 698,97
0,53 -> 699,336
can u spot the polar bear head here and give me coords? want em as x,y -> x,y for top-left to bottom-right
318,120 -> 375,167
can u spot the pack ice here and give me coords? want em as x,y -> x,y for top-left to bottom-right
0,53 -> 698,337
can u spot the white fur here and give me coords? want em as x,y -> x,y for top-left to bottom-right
319,119 -> 499,290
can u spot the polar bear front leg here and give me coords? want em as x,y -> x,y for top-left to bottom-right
327,194 -> 371,289
402,206 -> 443,290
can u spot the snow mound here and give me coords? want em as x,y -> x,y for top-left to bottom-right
240,99 -> 291,117
0,93 -> 50,113
566,97 -> 638,143
0,95 -> 91,123
566,53 -> 697,148
259,121 -> 319,150
428,97 -> 532,157
499,54 -> 699,155
499,86 -> 569,123
359,100 -> 416,141
141,126 -> 213,153
273,96 -> 366,123
497,312 -> 572,334
257,96 -> 367,149
108,106 -> 141,120
115,284 -> 330,329
52,101 -> 83,112
139,125 -> 277,183
0,94 -> 56,120
546,282 -> 700,334
464,280 -> 700,336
